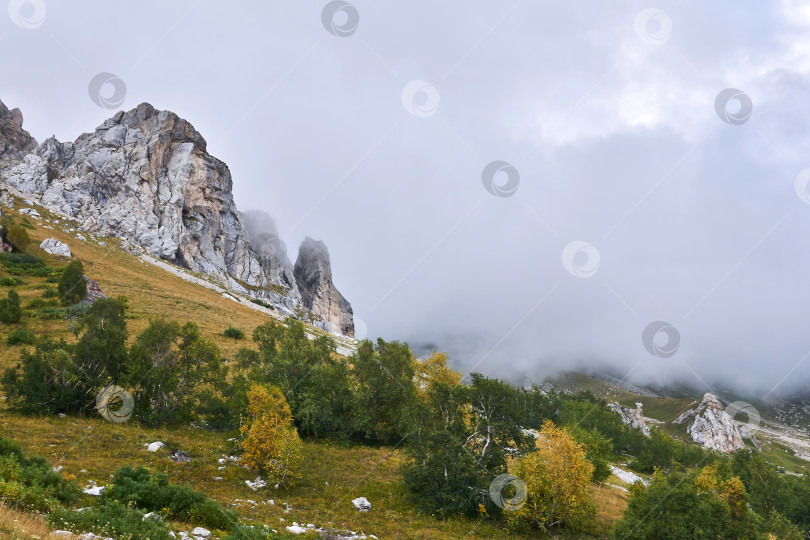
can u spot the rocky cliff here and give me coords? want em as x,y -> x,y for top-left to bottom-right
0,100 -> 353,336
609,402 -> 650,436
0,101 -> 37,163
294,238 -> 354,337
673,392 -> 746,453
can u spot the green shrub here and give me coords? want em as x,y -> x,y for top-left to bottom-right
41,286 -> 58,298
7,330 -> 36,346
0,277 -> 16,286
0,435 -> 80,512
0,289 -> 21,324
103,466 -> 237,530
26,298 -> 57,309
250,298 -> 274,309
49,500 -> 173,540
29,307 -> 66,319
224,326 -> 245,340
0,253 -> 52,277
64,302 -> 91,319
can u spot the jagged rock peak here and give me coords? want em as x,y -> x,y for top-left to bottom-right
0,100 -> 354,337
0,100 -> 37,162
673,392 -> 746,453
294,237 -> 354,337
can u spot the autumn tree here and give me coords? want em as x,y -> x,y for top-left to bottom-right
5,224 -> 30,251
613,465 -> 787,539
240,384 -> 304,486
413,351 -> 461,394
510,420 -> 596,532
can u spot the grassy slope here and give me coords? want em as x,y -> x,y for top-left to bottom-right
0,198 -> 626,539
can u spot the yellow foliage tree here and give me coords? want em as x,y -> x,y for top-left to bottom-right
413,351 -> 461,393
695,465 -> 747,518
240,385 -> 304,486
510,420 -> 596,531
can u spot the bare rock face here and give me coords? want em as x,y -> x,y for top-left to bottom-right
294,237 -> 354,337
673,393 -> 746,453
0,100 -> 353,334
81,276 -> 107,305
0,101 -> 37,163
609,402 -> 650,437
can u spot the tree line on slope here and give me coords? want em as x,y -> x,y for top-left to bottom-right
1,293 -> 809,537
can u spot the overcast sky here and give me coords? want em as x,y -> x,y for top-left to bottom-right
4,0 -> 810,395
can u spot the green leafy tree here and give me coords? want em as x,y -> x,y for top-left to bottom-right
350,338 -> 420,442
72,298 -> 128,388
248,319 -> 353,437
568,425 -> 613,483
58,259 -> 87,305
612,466 -> 762,540
465,373 -> 529,473
403,381 -> 488,517
0,288 -> 21,323
126,319 -> 224,425
2,338 -> 85,414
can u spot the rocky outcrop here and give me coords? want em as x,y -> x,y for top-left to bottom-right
82,276 -> 107,305
294,238 -> 354,337
673,393 -> 746,453
609,402 -> 650,436
0,101 -> 37,163
0,100 -> 354,335
40,238 -> 71,257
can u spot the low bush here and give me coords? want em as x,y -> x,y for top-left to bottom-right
6,330 -> 36,346
0,253 -> 53,277
0,436 -> 80,513
224,326 -> 245,340
29,308 -> 66,319
0,277 -> 16,286
41,286 -> 58,298
103,466 -> 236,530
64,302 -> 90,319
26,298 -> 57,309
49,501 -> 173,540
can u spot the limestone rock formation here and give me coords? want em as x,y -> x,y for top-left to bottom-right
0,101 -> 37,163
609,402 -> 650,436
0,100 -> 354,335
81,276 -> 107,305
673,392 -> 746,453
39,238 -> 71,258
294,237 -> 354,337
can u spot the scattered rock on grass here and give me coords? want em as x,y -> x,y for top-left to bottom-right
147,441 -> 165,452
352,496 -> 371,512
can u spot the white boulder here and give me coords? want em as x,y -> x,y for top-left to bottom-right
147,441 -> 165,452
191,527 -> 211,540
246,476 -> 266,490
352,496 -> 371,512
40,237 -> 71,257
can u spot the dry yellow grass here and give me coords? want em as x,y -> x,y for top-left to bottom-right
0,502 -> 68,539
